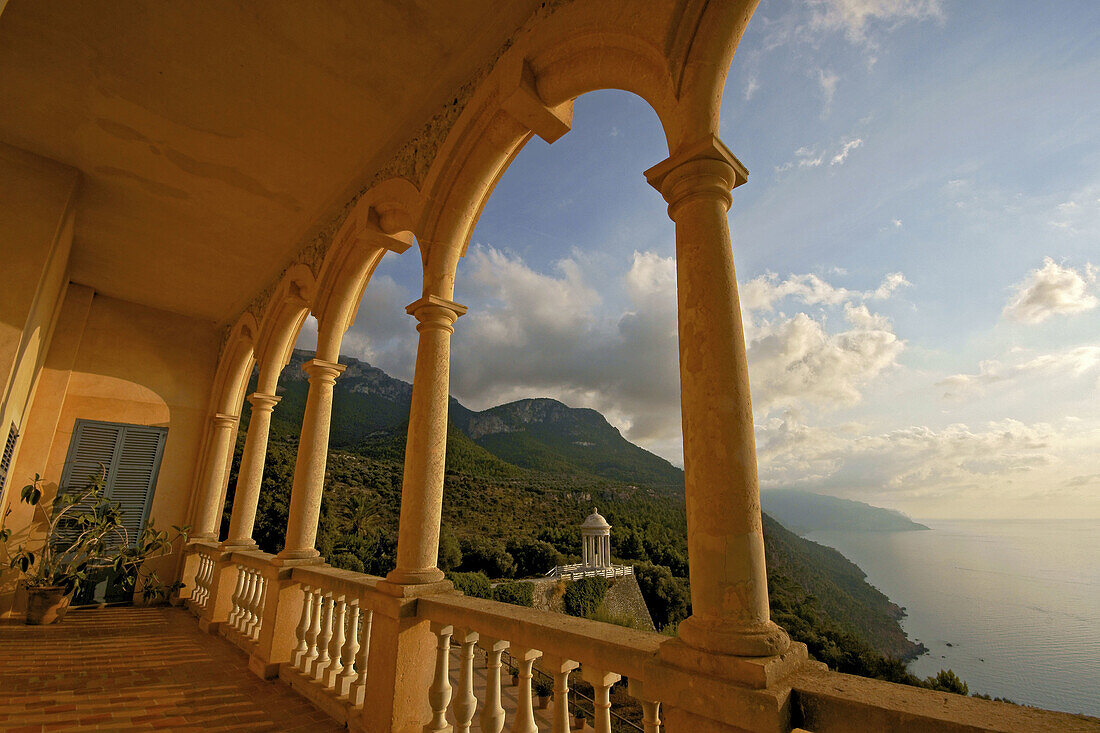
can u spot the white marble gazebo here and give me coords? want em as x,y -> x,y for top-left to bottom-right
548,508 -> 633,580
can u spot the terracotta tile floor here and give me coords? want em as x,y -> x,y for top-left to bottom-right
0,606 -> 344,732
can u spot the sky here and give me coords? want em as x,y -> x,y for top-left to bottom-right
301,0 -> 1100,520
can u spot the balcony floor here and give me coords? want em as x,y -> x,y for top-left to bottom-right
0,606 -> 344,732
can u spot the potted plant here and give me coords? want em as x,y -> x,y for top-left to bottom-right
534,676 -> 553,708
0,472 -> 188,623
572,707 -> 588,731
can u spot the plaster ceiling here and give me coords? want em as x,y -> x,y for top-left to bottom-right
0,0 -> 541,323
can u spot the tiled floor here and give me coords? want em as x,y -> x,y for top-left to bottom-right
0,606 -> 344,732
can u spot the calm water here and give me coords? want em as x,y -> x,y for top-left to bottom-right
804,519 -> 1100,718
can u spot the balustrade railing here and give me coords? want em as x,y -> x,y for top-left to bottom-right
176,544 -> 1100,733
280,566 -> 380,722
221,551 -> 274,651
418,593 -> 664,733
185,541 -> 218,611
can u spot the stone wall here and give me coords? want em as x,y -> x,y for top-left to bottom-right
523,574 -> 655,631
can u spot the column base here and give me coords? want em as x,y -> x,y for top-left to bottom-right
647,638 -> 821,733
383,566 -> 446,585
274,547 -> 322,563
219,539 -> 259,550
678,615 -> 792,659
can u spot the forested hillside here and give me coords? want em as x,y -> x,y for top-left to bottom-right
224,349 -> 941,685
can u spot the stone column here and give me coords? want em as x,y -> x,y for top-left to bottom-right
385,295 -> 467,585
277,358 -> 346,561
223,392 -> 281,548
645,135 -> 789,658
192,413 -> 239,539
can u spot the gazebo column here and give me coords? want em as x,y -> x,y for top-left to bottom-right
385,295 -> 467,585
277,358 -> 346,561
223,392 -> 281,548
192,413 -> 239,539
645,135 -> 790,659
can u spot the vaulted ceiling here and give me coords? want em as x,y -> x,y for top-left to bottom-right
0,0 -> 541,322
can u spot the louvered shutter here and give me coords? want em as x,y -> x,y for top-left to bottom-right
0,422 -> 18,491
56,420 -> 167,547
108,426 -> 167,541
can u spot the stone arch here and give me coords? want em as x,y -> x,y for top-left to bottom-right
413,0 -> 753,293
210,311 -> 259,417
253,263 -> 315,394
311,178 -> 419,361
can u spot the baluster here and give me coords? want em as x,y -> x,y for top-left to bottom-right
336,600 -> 361,697
510,646 -> 542,733
544,656 -> 579,733
232,569 -> 250,632
310,591 -> 335,678
194,555 -> 208,606
249,574 -> 267,640
291,585 -> 315,668
425,623 -> 454,733
628,679 -> 661,733
350,608 -> 372,706
480,637 -> 508,733
227,565 -> 247,629
303,587 -> 324,674
321,594 -> 348,687
453,629 -> 479,733
582,669 -> 621,733
239,570 -> 258,635
202,555 -> 213,605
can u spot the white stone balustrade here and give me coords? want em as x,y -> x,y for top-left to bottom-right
221,552 -> 272,651
419,592 -> 664,733
177,544 -> 1100,733
280,565 -> 382,726
186,542 -> 218,611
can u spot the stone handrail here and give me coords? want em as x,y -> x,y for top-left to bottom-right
419,593 -> 662,679
229,548 -> 277,570
418,592 -> 665,733
290,565 -> 382,601
790,666 -> 1100,732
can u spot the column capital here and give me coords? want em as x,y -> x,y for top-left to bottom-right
211,413 -> 238,429
644,134 -> 749,217
246,391 -> 282,411
406,294 -> 468,333
301,358 -> 346,385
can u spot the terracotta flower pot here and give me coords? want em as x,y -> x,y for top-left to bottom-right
538,695 -> 551,709
25,586 -> 71,625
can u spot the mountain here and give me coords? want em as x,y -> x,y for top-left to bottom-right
762,490 -> 929,535
268,350 -> 684,487
234,348 -> 924,661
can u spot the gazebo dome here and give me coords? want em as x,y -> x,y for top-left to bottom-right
581,508 -> 611,531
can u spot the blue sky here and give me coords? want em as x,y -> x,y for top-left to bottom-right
303,0 -> 1100,519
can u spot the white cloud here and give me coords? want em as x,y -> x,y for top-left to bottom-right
748,303 -> 904,413
831,138 -> 863,165
756,413 -> 1100,518
444,249 -> 912,465
817,68 -> 840,108
777,135 -> 869,173
1002,257 -> 1098,324
744,75 -> 760,101
741,270 -> 909,313
809,0 -> 945,45
939,345 -> 1100,399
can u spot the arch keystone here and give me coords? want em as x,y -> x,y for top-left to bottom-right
500,56 -> 573,144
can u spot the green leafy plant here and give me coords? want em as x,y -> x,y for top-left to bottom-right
1,471 -> 188,603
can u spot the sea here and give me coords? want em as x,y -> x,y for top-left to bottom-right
803,519 -> 1100,718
